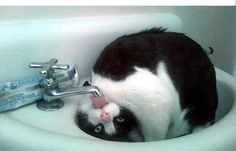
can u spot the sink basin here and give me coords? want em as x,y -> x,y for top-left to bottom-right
1,68 -> 236,151
1,14 -> 236,151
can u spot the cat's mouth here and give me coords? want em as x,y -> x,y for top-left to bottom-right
83,80 -> 110,109
90,95 -> 109,109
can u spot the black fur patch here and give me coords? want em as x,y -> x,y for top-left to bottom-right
127,27 -> 167,37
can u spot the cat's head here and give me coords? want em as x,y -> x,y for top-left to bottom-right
76,100 -> 144,142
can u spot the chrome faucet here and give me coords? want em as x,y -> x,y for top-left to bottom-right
30,58 -> 102,111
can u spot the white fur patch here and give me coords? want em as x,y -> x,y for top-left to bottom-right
92,61 -> 186,141
103,102 -> 120,119
102,122 -> 116,135
102,103 -> 120,135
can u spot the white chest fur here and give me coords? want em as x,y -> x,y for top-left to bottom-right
92,61 -> 186,141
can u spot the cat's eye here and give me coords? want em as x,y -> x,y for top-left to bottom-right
116,117 -> 125,123
94,125 -> 102,133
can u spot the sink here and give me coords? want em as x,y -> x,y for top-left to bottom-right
1,14 -> 236,151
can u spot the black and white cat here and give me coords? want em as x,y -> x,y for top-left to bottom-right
75,28 -> 218,142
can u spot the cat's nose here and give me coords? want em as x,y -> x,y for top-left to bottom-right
100,110 -> 110,121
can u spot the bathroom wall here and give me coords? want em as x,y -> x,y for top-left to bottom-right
0,6 -> 235,78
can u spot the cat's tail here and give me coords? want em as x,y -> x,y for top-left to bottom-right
204,47 -> 214,55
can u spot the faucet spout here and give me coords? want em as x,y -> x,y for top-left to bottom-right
44,86 -> 103,101
29,58 -> 103,111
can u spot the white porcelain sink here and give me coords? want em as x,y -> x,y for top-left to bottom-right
1,14 -> 236,151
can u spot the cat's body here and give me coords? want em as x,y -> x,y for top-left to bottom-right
76,28 -> 218,142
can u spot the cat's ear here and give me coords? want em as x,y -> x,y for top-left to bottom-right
83,81 -> 91,86
126,127 -> 144,142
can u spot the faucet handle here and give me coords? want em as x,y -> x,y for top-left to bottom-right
29,58 -> 69,75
